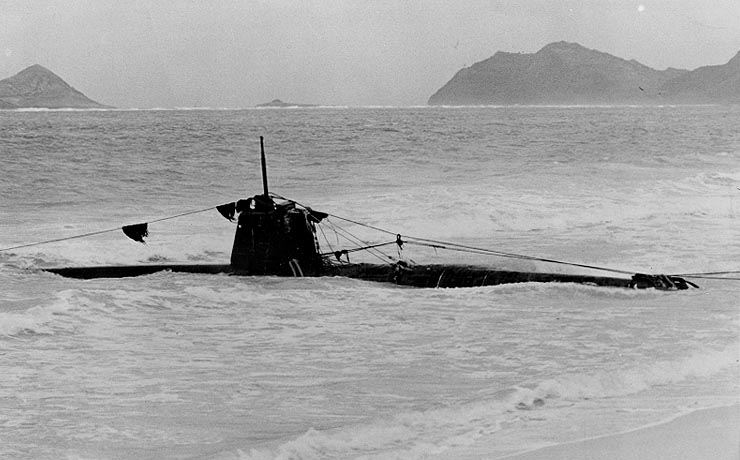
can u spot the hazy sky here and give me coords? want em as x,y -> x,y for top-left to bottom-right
1,0 -> 738,107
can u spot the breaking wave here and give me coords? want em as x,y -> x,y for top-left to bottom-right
235,345 -> 738,460
0,290 -> 81,336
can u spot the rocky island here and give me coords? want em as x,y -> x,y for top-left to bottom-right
0,64 -> 109,109
428,41 -> 739,105
256,99 -> 317,108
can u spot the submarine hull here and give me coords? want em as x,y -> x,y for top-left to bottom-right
45,262 -> 678,289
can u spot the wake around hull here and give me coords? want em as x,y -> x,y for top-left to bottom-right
45,264 -> 233,279
43,262 -> 691,290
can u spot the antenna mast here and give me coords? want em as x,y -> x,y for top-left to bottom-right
260,136 -> 269,197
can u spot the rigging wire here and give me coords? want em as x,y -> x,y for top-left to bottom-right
320,240 -> 397,257
672,275 -> 740,281
0,205 -> 222,253
5,190 -> 737,283
290,196 -> 738,283
0,225 -> 130,253
671,270 -> 740,277
323,220 -> 395,265
271,193 -> 398,236
403,237 -> 636,275
276,195 -> 638,276
316,223 -> 336,255
321,219 -> 395,265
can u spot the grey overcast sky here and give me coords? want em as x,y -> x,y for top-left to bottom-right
1,0 -> 738,108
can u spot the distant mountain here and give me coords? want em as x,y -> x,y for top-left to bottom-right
428,42 -> 739,105
0,65 -> 109,109
256,99 -> 317,108
657,51 -> 740,103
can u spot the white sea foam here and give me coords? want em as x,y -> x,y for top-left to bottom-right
516,344 -> 738,404
320,174 -> 737,242
238,402 -> 504,460
235,344 -> 738,460
2,106 -> 738,459
0,290 -> 80,335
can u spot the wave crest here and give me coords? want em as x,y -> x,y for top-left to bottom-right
233,344 -> 737,459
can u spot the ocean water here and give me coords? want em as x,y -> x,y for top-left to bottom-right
0,106 -> 738,459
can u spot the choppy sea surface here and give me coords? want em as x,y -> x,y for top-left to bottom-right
0,106 -> 738,459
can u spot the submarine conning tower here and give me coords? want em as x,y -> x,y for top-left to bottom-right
229,137 -> 325,276
229,195 -> 325,276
